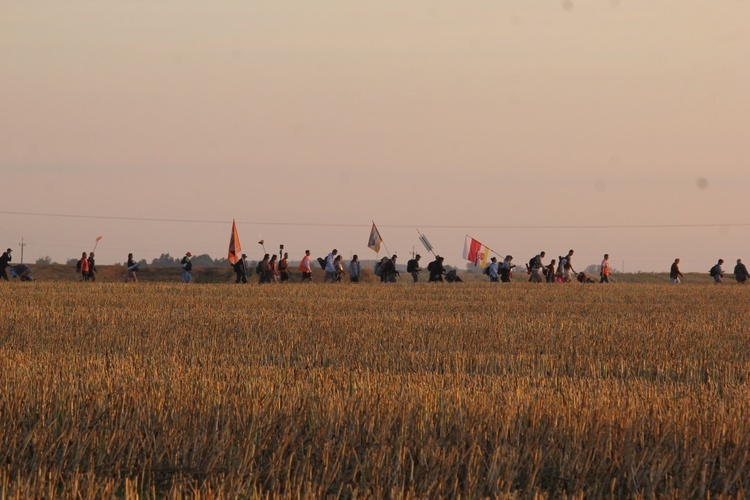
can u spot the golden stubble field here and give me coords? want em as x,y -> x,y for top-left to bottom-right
1,282 -> 749,498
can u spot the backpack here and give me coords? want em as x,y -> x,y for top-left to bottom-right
256,262 -> 263,275
427,261 -> 436,273
374,263 -> 382,276
709,266 -> 717,277
76,259 -> 83,272
483,265 -> 491,276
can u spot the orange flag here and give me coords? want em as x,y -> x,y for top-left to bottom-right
228,219 -> 242,264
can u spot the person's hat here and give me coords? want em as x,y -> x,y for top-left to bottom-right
241,254 -> 247,258
6,248 -> 11,253
506,255 -> 513,260
186,252 -> 192,257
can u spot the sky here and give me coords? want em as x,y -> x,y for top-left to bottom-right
1,1 -> 748,271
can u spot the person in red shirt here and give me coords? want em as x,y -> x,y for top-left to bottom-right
79,252 -> 90,282
600,254 -> 611,283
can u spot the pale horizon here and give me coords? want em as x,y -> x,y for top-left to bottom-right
2,1 -> 748,272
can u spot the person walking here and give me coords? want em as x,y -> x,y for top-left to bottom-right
126,253 -> 139,282
333,255 -> 345,282
324,249 -> 338,283
259,254 -> 270,283
487,257 -> 499,282
562,249 -> 577,282
710,259 -> 725,284
279,252 -> 290,283
0,248 -> 13,281
428,256 -> 446,282
528,252 -> 545,283
180,252 -> 193,283
600,254 -> 611,284
233,254 -> 248,283
670,258 -> 684,284
500,255 -> 515,283
545,259 -> 557,283
87,252 -> 98,282
268,254 -> 279,283
348,255 -> 361,283
381,255 -> 399,282
79,252 -> 90,282
299,250 -> 313,283
407,254 -> 422,283
734,259 -> 749,284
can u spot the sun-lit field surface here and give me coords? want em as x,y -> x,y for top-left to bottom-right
1,282 -> 749,497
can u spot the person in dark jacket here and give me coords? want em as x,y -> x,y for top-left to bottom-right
0,248 -> 12,281
734,259 -> 749,284
380,255 -> 398,283
233,254 -> 248,283
407,254 -> 422,283
126,253 -> 139,283
180,252 -> 193,283
87,252 -> 98,282
428,256 -> 446,282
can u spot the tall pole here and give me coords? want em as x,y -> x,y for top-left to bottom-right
19,237 -> 26,264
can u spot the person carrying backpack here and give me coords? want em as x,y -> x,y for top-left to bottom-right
324,249 -> 338,283
528,251 -> 545,283
734,259 -> 749,284
407,254 -> 422,283
709,259 -> 725,284
428,256 -> 446,282
181,252 -> 193,283
486,257 -> 499,282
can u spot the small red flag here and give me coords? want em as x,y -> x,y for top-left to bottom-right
228,220 -> 242,264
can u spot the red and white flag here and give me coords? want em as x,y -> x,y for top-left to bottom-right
463,235 -> 490,267
228,219 -> 242,264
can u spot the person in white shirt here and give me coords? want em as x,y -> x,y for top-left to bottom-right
324,249 -> 338,283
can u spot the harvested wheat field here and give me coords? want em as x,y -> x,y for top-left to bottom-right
1,282 -> 749,497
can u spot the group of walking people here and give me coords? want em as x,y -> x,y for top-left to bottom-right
514,250 -> 611,284
670,257 -> 750,284
6,244 -> 750,286
225,249 -> 457,284
75,252 -> 98,282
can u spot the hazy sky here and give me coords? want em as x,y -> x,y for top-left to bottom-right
2,1 -> 748,271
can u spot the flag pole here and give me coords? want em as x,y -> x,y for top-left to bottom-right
374,221 -> 392,256
92,236 -> 102,253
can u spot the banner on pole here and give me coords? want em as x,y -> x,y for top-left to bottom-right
462,235 -> 490,267
368,222 -> 382,253
228,219 -> 242,264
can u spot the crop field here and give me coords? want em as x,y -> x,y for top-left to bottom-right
1,282 -> 750,497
